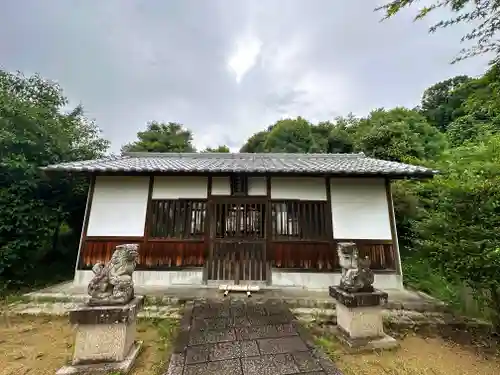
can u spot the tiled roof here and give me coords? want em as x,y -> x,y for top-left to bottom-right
41,152 -> 437,177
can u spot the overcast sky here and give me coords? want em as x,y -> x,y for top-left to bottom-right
0,0 -> 491,152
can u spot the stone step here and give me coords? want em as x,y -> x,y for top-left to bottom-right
292,307 -> 493,336
6,301 -> 184,319
6,302 -> 491,336
22,292 -> 449,313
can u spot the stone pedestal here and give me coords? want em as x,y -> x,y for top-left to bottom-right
329,286 -> 398,352
56,296 -> 144,375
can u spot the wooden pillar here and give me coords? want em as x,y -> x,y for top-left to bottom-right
325,176 -> 335,240
203,176 -> 213,284
141,176 -> 155,265
325,176 -> 337,272
385,178 -> 402,275
265,176 -> 272,285
74,174 -> 96,273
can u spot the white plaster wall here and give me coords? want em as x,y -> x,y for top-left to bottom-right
152,176 -> 208,199
86,176 -> 149,237
271,177 -> 327,201
330,178 -> 392,240
210,176 -> 267,196
248,177 -> 267,196
271,271 -> 403,290
74,270 -> 204,287
211,176 -> 230,195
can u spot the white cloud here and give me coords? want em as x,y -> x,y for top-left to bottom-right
228,33 -> 262,84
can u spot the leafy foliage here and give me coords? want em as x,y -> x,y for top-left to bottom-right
351,108 -> 447,162
376,0 -> 500,62
121,121 -> 196,153
0,71 -> 109,289
202,145 -> 230,153
239,117 -> 356,154
263,117 -> 324,153
420,75 -> 472,131
411,136 -> 500,327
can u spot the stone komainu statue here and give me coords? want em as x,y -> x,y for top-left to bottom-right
337,242 -> 375,293
87,243 -> 139,305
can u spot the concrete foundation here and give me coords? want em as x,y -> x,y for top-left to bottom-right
268,270 -> 403,290
74,269 -> 204,287
73,269 -> 403,290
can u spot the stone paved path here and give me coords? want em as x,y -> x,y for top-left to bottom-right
164,299 -> 342,375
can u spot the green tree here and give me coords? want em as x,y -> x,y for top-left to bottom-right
420,75 -> 472,131
0,71 -> 109,289
352,108 -> 447,162
202,145 -> 230,153
376,1 -> 500,62
413,135 -> 500,330
122,121 -> 196,153
240,129 -> 271,153
324,115 -> 359,153
446,64 -> 500,145
263,117 -> 323,153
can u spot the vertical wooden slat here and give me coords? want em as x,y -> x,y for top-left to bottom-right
385,179 -> 401,275
142,176 -> 155,262
76,174 -> 96,270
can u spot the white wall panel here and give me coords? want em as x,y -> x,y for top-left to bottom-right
330,178 -> 391,240
86,176 -> 150,237
248,177 -> 267,196
270,177 -> 326,201
211,176 -> 231,195
152,176 -> 208,199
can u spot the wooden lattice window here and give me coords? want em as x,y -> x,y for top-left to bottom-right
270,201 -> 330,240
149,199 -> 207,239
213,202 -> 265,238
230,174 -> 248,196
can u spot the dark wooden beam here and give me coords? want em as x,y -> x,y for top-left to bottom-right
74,174 -> 96,271
324,177 -> 335,243
142,176 -> 155,252
265,176 -> 272,285
203,176 -> 213,284
385,178 -> 402,275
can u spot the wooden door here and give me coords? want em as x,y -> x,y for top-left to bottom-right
206,199 -> 267,284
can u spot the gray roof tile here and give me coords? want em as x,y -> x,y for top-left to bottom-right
40,152 -> 437,177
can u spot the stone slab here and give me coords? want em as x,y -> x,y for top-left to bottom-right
162,299 -> 344,375
329,286 -> 388,308
26,282 -> 450,313
69,296 -> 144,325
56,340 -> 142,375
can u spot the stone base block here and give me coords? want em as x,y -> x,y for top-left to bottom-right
332,327 -> 399,353
68,296 -> 144,365
56,340 -> 142,375
336,302 -> 384,339
330,286 -> 398,352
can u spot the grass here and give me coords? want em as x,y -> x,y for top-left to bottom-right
0,315 -> 178,375
311,326 -> 500,375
